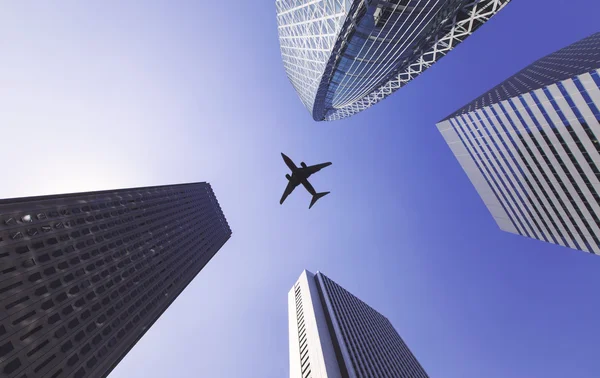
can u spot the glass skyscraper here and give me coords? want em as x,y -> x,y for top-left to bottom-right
437,32 -> 600,253
0,182 -> 231,378
276,0 -> 512,121
289,270 -> 428,378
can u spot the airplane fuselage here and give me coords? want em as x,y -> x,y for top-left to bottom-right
283,155 -> 315,194
288,169 -> 309,183
282,153 -> 300,175
280,153 -> 332,208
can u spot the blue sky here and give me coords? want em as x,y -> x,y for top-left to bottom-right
2,1 -> 600,377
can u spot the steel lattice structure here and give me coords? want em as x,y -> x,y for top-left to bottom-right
276,0 -> 512,121
276,0 -> 355,115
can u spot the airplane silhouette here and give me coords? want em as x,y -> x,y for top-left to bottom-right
280,153 -> 332,209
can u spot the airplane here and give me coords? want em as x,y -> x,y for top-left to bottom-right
280,153 -> 332,209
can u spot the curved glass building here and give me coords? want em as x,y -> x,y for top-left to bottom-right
276,0 -> 512,121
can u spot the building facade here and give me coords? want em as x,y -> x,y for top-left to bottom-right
276,0 -> 512,121
0,182 -> 231,378
437,32 -> 600,253
289,270 -> 428,378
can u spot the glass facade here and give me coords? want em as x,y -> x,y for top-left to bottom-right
276,0 -> 512,121
288,270 -> 428,377
0,183 -> 231,377
275,0 -> 355,116
444,32 -> 600,120
437,33 -> 600,253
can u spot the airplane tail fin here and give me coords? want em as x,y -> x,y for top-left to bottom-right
309,192 -> 330,209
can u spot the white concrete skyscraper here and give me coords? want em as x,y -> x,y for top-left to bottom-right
288,270 -> 428,378
437,32 -> 600,254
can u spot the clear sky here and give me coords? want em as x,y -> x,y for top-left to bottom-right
2,1 -> 600,377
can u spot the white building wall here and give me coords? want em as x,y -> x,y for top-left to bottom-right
288,270 -> 342,378
437,119 -> 518,234
437,70 -> 600,254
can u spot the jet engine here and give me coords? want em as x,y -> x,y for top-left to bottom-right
286,174 -> 291,180
301,162 -> 307,168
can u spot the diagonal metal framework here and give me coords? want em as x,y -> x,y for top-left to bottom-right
325,0 -> 512,121
276,0 -> 512,122
275,0 -> 354,115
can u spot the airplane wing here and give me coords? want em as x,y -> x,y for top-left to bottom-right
297,162 -> 332,178
280,180 -> 299,205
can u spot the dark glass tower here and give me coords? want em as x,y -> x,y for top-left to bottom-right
289,270 -> 428,378
0,182 -> 231,378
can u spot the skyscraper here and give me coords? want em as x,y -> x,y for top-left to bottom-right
276,0 -> 511,121
437,32 -> 600,254
0,182 -> 231,378
289,270 -> 428,378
